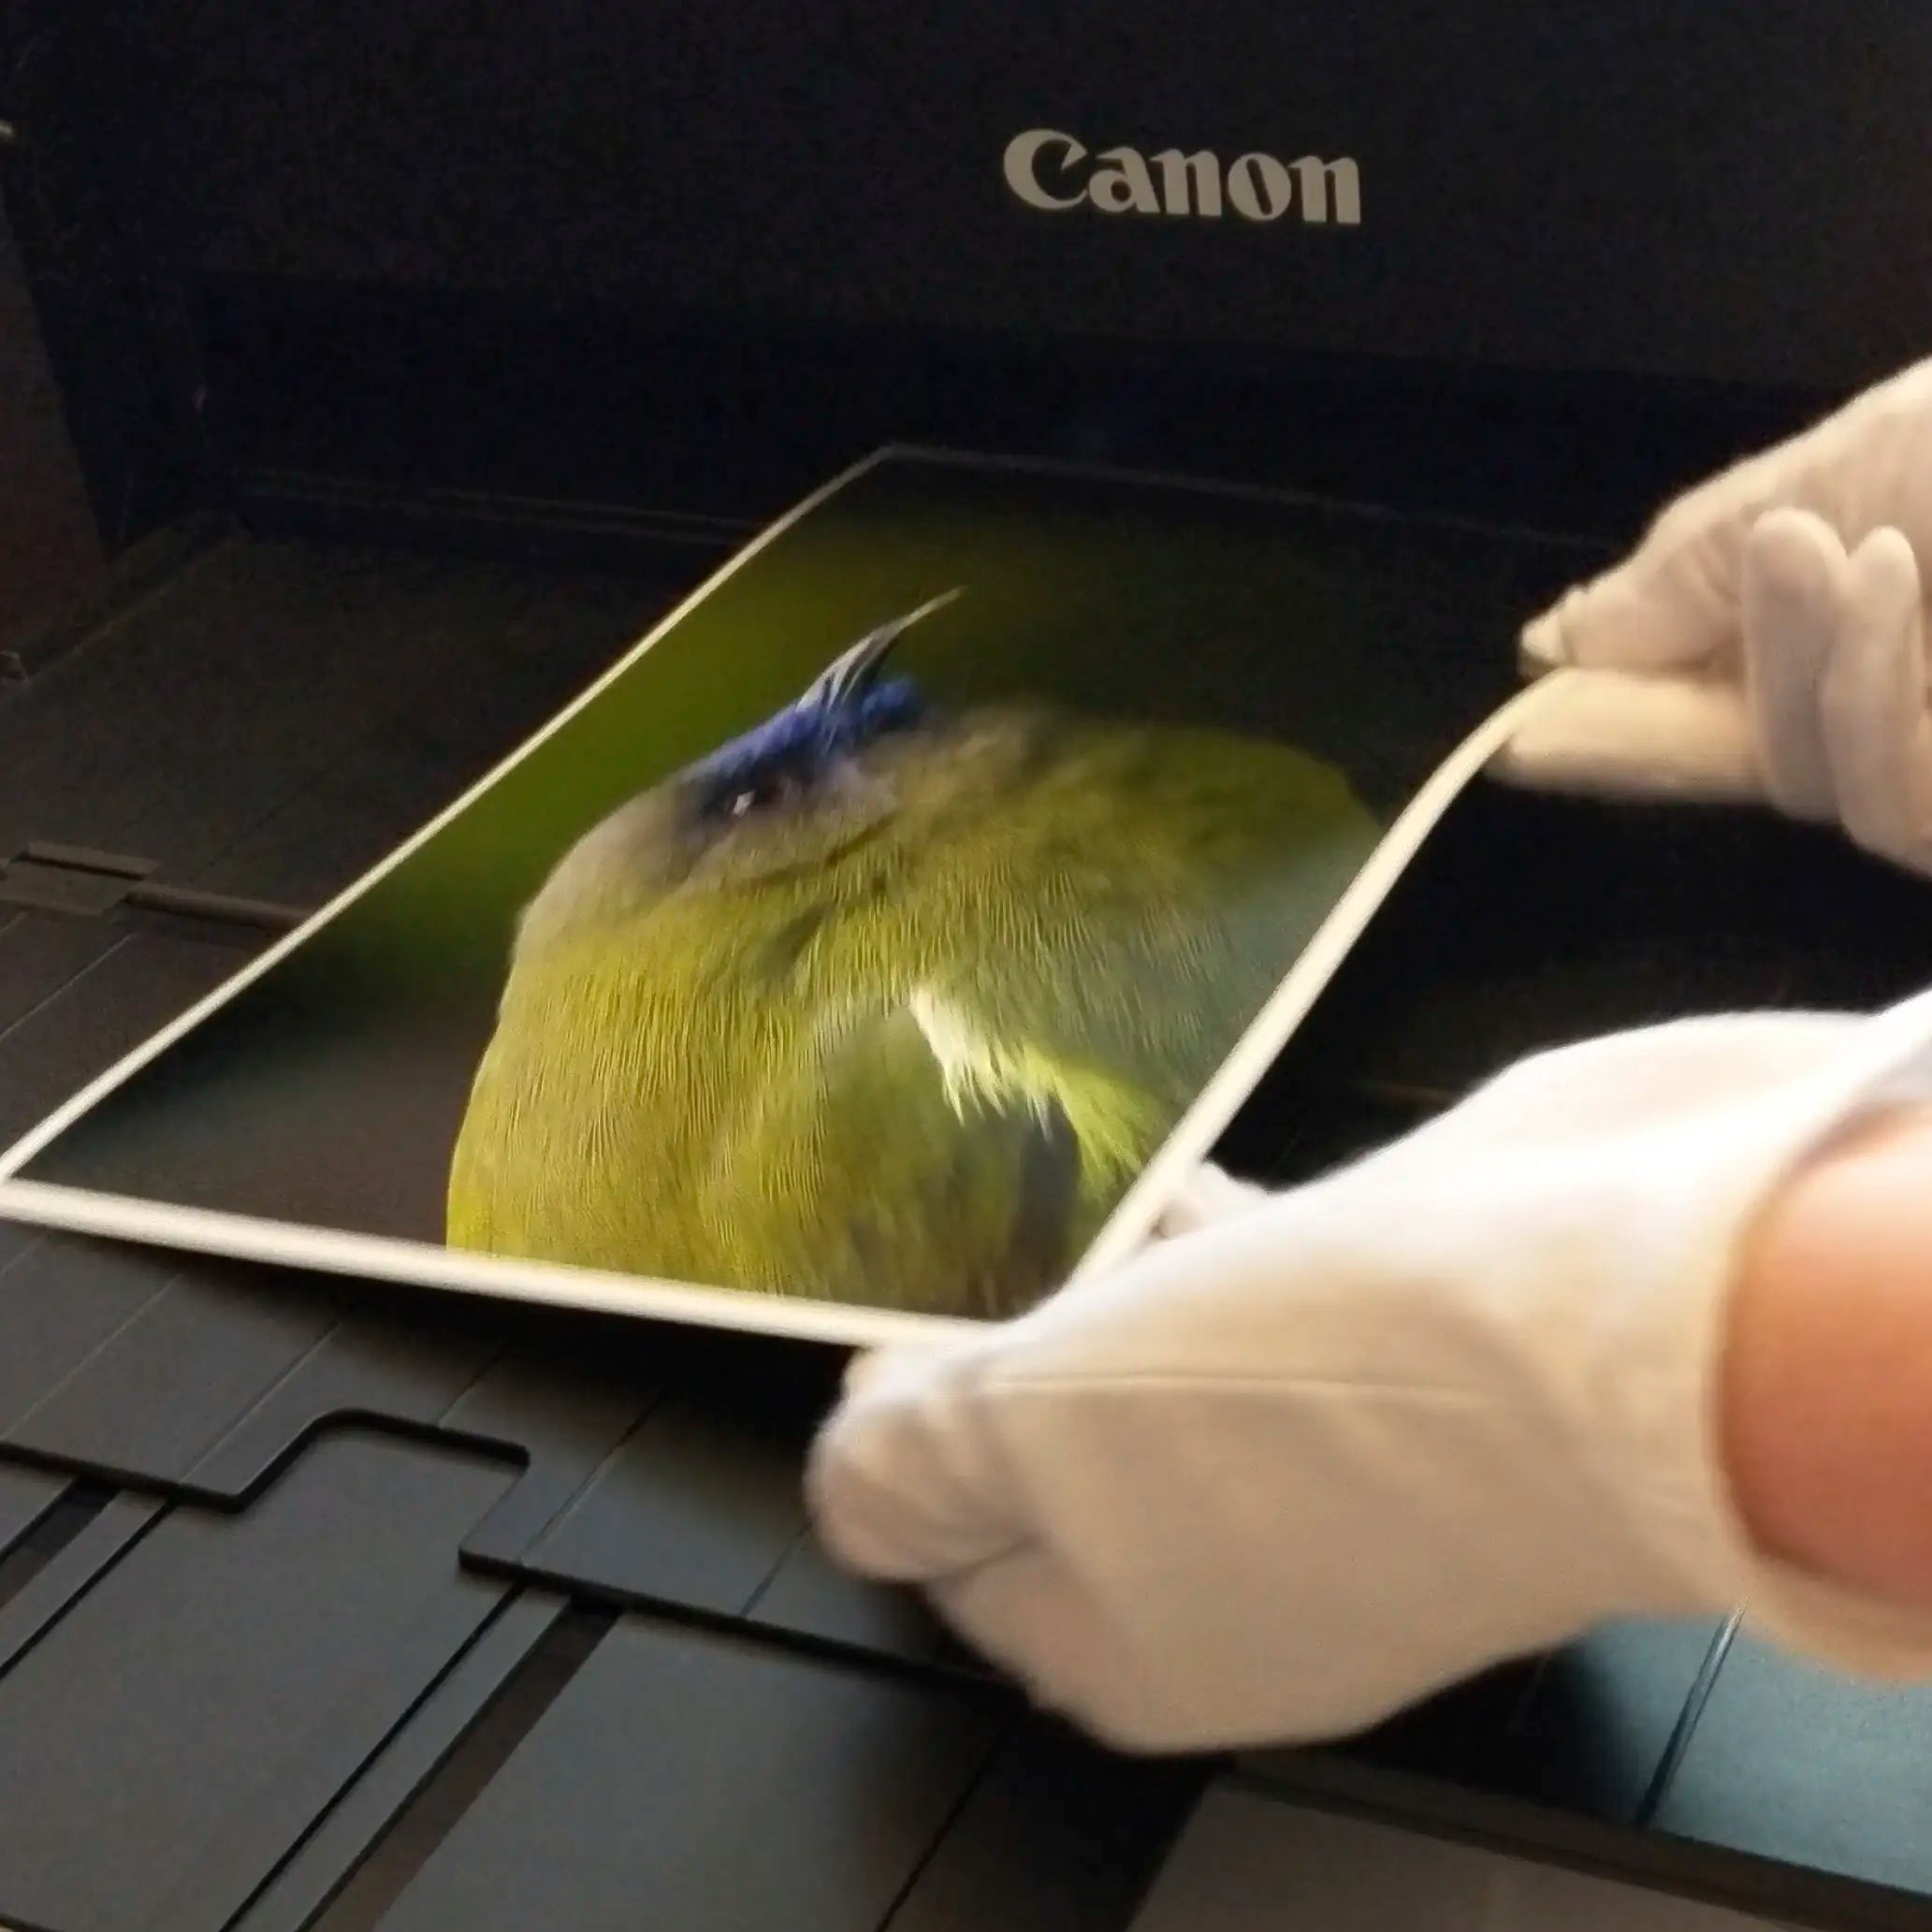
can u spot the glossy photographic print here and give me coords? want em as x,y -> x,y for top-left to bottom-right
0,448 -> 1544,1345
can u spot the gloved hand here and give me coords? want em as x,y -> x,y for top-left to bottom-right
806,990 -> 1932,1753
1494,356 -> 1932,876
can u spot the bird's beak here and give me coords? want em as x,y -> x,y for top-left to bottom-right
799,587 -> 964,711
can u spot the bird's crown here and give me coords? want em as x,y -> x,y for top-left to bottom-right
686,588 -> 964,823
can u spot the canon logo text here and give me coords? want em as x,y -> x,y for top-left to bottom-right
1003,129 -> 1361,226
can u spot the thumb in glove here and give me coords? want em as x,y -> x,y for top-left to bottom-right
1496,356 -> 1932,874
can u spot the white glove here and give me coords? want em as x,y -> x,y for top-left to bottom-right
806,989 -> 1932,1754
1495,356 -> 1932,875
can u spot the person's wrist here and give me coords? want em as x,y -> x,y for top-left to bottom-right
1721,1099 -> 1932,1608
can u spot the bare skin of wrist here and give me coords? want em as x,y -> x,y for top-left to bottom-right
1722,1102 -> 1932,1608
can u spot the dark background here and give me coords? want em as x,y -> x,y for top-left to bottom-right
11,0 -> 1932,579
67,1 -> 1932,391
0,214 -> 101,662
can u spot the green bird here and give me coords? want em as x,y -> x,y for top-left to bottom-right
446,589 -> 1380,1319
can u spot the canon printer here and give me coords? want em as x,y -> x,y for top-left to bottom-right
7,7 -> 1932,1931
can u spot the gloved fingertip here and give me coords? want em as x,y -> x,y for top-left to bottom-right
1844,525 -> 1924,618
1490,666 -> 1762,801
1522,513 -> 1757,677
1152,1163 -> 1272,1240
804,1341 -> 1024,1582
1528,573 -> 1730,675
1743,506 -> 1848,609
838,1345 -> 901,1400
834,1331 -> 967,1404
1519,591 -> 1581,672
802,1418 -> 909,1577
1739,509 -> 1846,823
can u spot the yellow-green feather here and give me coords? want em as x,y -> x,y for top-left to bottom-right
446,707 -> 1378,1317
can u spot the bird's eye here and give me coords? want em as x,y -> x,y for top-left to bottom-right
723,771 -> 798,820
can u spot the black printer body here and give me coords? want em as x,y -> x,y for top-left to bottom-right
10,0 -> 1932,563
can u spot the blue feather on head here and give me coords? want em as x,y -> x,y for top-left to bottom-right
687,589 -> 961,822
689,678 -> 927,815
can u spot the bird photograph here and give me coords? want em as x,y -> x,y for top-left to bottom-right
4,449 -> 1523,1339
445,586 -> 1382,1320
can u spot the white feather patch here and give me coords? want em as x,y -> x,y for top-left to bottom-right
908,986 -> 1055,1126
